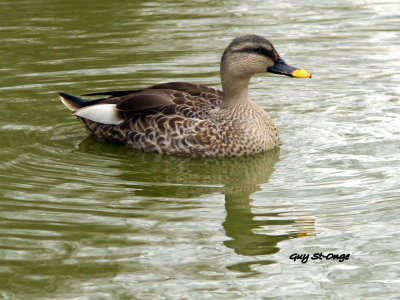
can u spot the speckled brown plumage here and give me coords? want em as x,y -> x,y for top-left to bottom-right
60,35 -> 311,157
76,82 -> 279,157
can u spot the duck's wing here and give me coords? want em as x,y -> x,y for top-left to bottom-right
74,89 -> 176,125
81,81 -> 222,98
73,83 -> 222,125
148,82 -> 222,98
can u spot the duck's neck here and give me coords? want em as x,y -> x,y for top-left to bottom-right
220,71 -> 251,108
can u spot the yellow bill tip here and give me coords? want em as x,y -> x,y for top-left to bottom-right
292,69 -> 312,78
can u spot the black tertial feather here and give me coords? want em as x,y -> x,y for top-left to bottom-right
82,90 -> 142,97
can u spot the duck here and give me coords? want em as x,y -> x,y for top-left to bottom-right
59,35 -> 312,157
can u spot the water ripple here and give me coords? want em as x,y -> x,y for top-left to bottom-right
0,0 -> 399,299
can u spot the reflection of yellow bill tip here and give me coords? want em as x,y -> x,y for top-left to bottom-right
292,69 -> 312,78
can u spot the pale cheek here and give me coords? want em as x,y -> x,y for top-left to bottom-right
253,61 -> 269,74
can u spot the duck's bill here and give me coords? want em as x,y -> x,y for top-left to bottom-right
268,59 -> 312,78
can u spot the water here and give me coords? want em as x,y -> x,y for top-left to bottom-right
1,0 -> 399,299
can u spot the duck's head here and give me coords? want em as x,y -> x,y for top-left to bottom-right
221,35 -> 312,80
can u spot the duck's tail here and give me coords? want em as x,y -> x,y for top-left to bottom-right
59,92 -> 91,112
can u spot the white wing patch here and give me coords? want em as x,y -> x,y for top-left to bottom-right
75,104 -> 124,125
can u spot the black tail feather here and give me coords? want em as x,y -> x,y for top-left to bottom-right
81,89 -> 141,97
59,92 -> 105,111
59,92 -> 87,104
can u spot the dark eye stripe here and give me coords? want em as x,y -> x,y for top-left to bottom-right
232,47 -> 276,60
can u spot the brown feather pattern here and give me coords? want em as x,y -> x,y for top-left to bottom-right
76,82 -> 279,157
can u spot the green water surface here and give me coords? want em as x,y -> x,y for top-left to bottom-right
0,0 -> 399,299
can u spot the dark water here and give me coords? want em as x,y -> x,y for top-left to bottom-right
0,0 -> 399,299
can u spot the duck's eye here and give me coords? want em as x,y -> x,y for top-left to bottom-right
252,47 -> 263,54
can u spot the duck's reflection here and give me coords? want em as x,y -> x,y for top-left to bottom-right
78,138 -> 315,272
